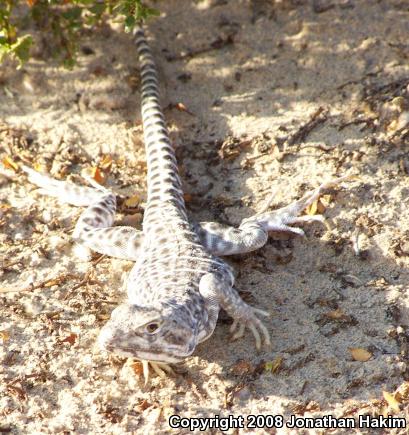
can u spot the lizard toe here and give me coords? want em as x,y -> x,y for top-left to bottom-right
229,307 -> 271,349
141,360 -> 175,385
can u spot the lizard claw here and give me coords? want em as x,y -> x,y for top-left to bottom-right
141,360 -> 174,385
230,307 -> 271,350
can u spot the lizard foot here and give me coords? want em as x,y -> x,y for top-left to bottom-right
246,174 -> 352,236
141,360 -> 174,385
229,307 -> 271,350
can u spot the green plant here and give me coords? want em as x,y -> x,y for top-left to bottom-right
0,0 -> 159,67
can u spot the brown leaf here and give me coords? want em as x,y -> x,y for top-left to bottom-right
58,332 -> 77,345
291,401 -> 321,415
130,361 -> 144,376
2,156 -> 19,172
184,193 -> 193,203
7,385 -> 27,401
175,102 -> 194,115
383,391 -> 400,413
325,309 -> 347,320
91,167 -> 106,185
231,360 -> 254,376
219,136 -> 252,160
395,381 -> 409,401
135,398 -> 153,412
349,347 -> 372,362
0,330 -> 10,342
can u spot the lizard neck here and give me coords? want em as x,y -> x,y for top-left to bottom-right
134,26 -> 188,228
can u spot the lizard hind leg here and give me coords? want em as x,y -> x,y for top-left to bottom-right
193,175 -> 351,257
23,166 -> 144,261
242,174 -> 351,237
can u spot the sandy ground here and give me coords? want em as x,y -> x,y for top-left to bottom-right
1,0 -> 409,433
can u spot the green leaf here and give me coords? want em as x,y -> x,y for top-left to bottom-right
10,35 -> 33,66
62,7 -> 83,21
89,3 -> 106,15
124,15 -> 135,32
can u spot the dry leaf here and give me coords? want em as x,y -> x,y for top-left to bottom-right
349,347 -> 372,362
383,391 -> 400,413
99,155 -> 113,171
121,213 -> 142,226
133,160 -> 147,171
58,332 -> 78,345
130,361 -> 144,376
0,330 -> 10,342
380,406 -> 389,418
395,381 -> 409,400
7,384 -> 27,401
325,309 -> 347,320
291,401 -> 321,415
306,199 -> 326,215
44,278 -> 62,287
231,360 -> 254,376
33,162 -> 46,172
175,102 -> 194,115
2,156 -> 19,172
184,193 -> 193,203
124,195 -> 140,208
96,312 -> 111,321
91,167 -> 106,185
135,398 -> 153,412
265,356 -> 283,373
306,200 -> 318,216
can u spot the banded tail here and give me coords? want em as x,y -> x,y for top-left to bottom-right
134,25 -> 188,230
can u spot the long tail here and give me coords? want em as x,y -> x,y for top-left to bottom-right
134,25 -> 188,229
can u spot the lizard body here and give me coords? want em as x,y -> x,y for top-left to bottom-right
23,25 -> 348,378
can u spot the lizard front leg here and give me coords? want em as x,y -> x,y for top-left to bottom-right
194,176 -> 350,256
199,273 -> 270,350
23,166 -> 143,261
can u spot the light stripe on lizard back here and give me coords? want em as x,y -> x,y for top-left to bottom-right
134,25 -> 188,232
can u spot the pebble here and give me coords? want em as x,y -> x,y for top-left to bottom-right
29,251 -> 42,267
24,296 -> 45,316
42,209 -> 54,223
14,232 -> 25,240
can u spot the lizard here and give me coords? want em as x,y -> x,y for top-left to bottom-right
22,24 -> 349,382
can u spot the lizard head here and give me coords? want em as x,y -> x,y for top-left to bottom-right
98,301 -> 199,363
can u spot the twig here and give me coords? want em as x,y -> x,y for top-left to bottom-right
337,117 -> 377,131
166,34 -> 235,62
63,270 -> 92,300
0,273 -> 76,293
299,143 -> 335,152
288,107 -> 328,148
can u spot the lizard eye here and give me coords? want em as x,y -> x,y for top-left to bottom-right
145,322 -> 160,334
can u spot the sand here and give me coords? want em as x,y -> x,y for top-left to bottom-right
1,0 -> 409,433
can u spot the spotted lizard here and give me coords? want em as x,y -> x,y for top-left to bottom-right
23,24 -> 349,381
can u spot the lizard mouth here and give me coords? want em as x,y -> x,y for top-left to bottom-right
102,344 -> 185,364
